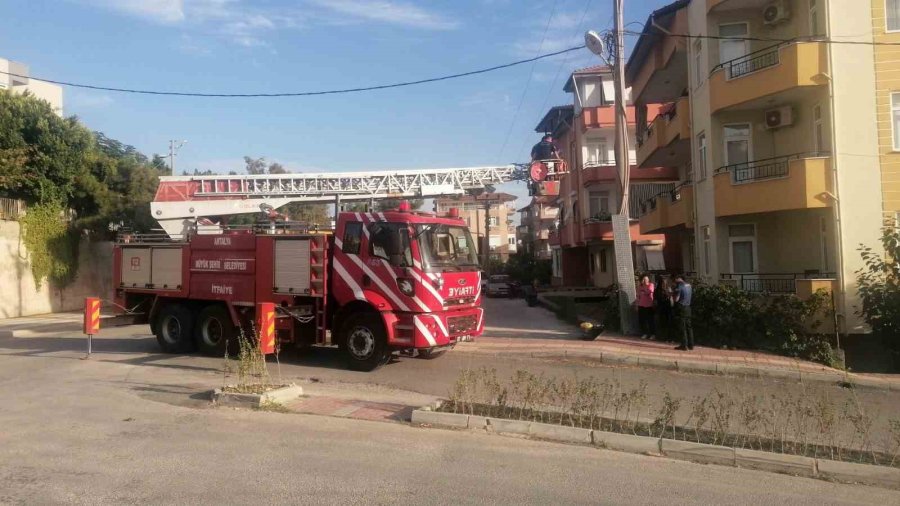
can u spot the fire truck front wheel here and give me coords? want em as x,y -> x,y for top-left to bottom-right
195,305 -> 237,356
340,313 -> 388,372
155,304 -> 196,353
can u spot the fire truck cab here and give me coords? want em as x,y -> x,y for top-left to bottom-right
114,203 -> 484,371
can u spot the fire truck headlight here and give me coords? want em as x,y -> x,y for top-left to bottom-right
397,278 -> 415,296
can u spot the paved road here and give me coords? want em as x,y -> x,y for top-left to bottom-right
0,345 -> 897,505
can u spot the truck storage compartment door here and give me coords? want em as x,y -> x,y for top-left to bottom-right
274,239 -> 310,294
151,247 -> 183,289
120,247 -> 151,287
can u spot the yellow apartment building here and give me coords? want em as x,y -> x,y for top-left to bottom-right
628,0 -> 885,334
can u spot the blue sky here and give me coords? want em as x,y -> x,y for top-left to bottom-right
3,0 -> 661,206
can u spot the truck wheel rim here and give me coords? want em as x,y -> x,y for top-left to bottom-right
348,326 -> 375,359
202,318 -> 224,347
161,316 -> 181,344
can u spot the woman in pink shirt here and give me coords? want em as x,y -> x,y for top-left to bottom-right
637,275 -> 655,339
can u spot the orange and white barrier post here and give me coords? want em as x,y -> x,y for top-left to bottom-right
83,297 -> 101,358
257,302 -> 276,355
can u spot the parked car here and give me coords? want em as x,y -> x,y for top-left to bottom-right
486,274 -> 512,297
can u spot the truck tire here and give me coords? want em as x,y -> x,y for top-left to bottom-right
154,304 -> 196,353
340,313 -> 388,372
195,305 -> 237,357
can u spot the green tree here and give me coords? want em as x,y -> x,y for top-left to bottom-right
857,225 -> 900,366
242,156 -> 330,226
376,198 -> 424,211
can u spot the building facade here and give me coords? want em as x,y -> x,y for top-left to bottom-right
628,0 -> 885,333
518,195 -> 558,260
435,193 -> 518,262
0,58 -> 63,115
536,66 -> 681,287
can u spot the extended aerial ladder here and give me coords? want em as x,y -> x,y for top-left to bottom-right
151,165 -> 532,237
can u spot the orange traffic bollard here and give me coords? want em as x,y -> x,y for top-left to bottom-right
83,297 -> 101,358
256,302 -> 276,355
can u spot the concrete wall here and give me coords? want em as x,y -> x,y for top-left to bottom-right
0,221 -> 113,319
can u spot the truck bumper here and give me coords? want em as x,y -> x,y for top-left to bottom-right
388,308 -> 484,349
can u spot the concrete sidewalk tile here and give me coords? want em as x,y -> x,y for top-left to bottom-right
660,439 -> 736,467
734,448 -> 817,478
487,418 -> 532,435
592,431 -> 660,455
411,409 -> 469,428
528,422 -> 592,444
816,459 -> 900,488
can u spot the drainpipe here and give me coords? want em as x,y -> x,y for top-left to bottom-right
823,6 -> 847,343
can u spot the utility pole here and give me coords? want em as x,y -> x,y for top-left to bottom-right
168,140 -> 187,176
585,0 -> 638,334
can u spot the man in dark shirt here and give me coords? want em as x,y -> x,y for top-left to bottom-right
673,274 -> 694,351
530,134 -> 559,161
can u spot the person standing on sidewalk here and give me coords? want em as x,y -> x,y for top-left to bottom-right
654,274 -> 674,341
673,274 -> 694,351
637,275 -> 655,339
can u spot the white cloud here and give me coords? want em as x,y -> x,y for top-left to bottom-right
307,0 -> 458,30
82,0 -> 185,24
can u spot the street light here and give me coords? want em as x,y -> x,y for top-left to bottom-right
168,139 -> 187,175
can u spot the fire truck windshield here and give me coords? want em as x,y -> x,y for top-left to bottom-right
416,224 -> 479,272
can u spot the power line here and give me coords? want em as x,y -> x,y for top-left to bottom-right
496,0 -> 561,163
0,45 -> 585,98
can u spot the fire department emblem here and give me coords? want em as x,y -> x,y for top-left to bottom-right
457,279 -> 466,286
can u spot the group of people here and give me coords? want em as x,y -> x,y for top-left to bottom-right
636,273 -> 695,351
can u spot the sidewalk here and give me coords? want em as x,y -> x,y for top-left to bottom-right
458,334 -> 900,391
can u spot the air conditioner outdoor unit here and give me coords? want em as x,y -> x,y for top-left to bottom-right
763,0 -> 791,25
765,106 -> 793,129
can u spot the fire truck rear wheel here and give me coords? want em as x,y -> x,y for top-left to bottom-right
195,305 -> 236,356
340,313 -> 388,372
155,304 -> 196,353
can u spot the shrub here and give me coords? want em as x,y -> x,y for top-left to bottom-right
856,226 -> 900,366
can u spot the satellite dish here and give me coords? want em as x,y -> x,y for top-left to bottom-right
584,30 -> 605,57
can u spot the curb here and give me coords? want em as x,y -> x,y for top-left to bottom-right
212,384 -> 303,409
411,408 -> 900,490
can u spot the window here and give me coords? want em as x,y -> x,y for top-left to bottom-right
488,216 -> 499,227
584,139 -> 608,165
728,224 -> 757,274
809,0 -> 820,36
588,191 -> 610,218
697,132 -> 708,180
888,0 -> 900,31
892,93 -> 900,150
342,222 -> 362,254
813,104 -> 825,154
719,23 -> 749,67
702,226 -> 711,274
819,217 -> 829,271
600,248 -> 608,273
368,223 -> 412,267
572,200 -> 578,222
723,124 -> 752,176
489,235 -> 501,248
693,39 -> 703,86
508,236 -> 516,246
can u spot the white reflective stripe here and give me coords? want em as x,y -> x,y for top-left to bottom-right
430,314 -> 449,338
335,237 -> 343,248
476,307 -> 484,331
345,254 -> 410,311
414,317 -> 438,346
377,212 -> 387,222
367,213 -> 377,222
333,257 -> 364,300
409,268 -> 444,306
475,271 -> 482,299
380,259 -> 430,312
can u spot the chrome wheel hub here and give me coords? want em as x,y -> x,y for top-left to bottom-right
348,326 -> 376,359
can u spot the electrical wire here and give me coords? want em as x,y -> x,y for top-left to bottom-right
496,0 -> 561,163
0,45 -> 585,98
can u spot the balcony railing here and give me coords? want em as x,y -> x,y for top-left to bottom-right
714,152 -> 829,184
640,180 -> 691,216
720,272 -> 836,294
715,42 -> 785,80
583,212 -> 612,225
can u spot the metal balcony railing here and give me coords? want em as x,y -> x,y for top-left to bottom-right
713,42 -> 785,80
714,152 -> 829,184
639,180 -> 691,216
720,272 -> 836,294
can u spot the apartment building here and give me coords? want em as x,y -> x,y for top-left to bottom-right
628,0 -> 884,333
0,58 -> 63,115
435,193 -> 518,262
538,66 -> 681,286
872,1 -> 900,221
517,195 -> 558,260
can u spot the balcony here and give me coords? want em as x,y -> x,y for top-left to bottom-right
627,8 -> 689,105
639,184 -> 693,234
583,164 -> 679,186
720,273 -> 836,296
636,98 -> 691,168
708,0 -> 770,13
709,41 -> 828,113
582,215 -> 614,241
713,153 -> 832,217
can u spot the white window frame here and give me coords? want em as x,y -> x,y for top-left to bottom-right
702,226 -> 711,275
887,0 -> 900,33
583,138 -> 609,166
809,0 -> 819,36
728,223 -> 759,274
723,122 -> 753,168
892,92 -> 900,151
718,22 -> 751,67
697,132 -> 708,181
693,39 -> 703,87
587,190 -> 610,218
813,103 -> 825,154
